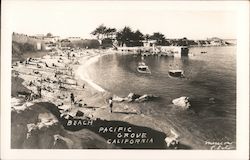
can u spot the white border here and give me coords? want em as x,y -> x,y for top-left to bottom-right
1,1 -> 249,160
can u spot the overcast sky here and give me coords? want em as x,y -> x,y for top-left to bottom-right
3,1 -> 237,40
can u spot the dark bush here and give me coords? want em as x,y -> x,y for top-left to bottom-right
12,41 -> 36,55
69,39 -> 100,49
102,38 -> 113,48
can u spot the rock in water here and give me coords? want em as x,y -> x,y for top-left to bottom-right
172,96 -> 191,109
113,93 -> 158,103
135,94 -> 149,102
127,93 -> 141,101
165,137 -> 179,148
135,94 -> 158,102
112,95 -> 124,102
165,129 -> 179,148
209,97 -> 215,104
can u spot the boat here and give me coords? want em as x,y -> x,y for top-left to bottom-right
168,70 -> 184,78
137,62 -> 151,74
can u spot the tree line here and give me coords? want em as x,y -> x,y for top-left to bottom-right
91,24 -> 170,47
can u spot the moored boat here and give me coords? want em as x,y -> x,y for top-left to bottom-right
137,62 -> 151,74
168,70 -> 184,78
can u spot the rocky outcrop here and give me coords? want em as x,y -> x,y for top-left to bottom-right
164,129 -> 179,149
113,92 -> 158,103
112,95 -> 125,102
134,94 -> 158,102
209,97 -> 215,104
125,93 -> 141,102
53,134 -> 74,149
11,100 -> 116,149
172,96 -> 191,109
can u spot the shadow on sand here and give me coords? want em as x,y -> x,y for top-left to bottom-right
83,106 -> 100,109
113,111 -> 138,115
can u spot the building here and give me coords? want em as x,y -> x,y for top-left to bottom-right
36,42 -> 42,50
43,36 -> 60,43
142,40 -> 157,48
67,37 -> 81,41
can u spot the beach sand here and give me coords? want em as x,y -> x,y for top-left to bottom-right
11,48 -> 194,149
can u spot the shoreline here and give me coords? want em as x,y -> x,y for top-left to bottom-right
11,48 -> 202,149
75,50 -> 115,93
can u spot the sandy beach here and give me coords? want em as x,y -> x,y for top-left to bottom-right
11,48 -> 192,149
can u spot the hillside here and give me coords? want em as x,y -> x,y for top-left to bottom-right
12,33 -> 48,62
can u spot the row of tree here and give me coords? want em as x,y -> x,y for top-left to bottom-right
91,24 -> 168,47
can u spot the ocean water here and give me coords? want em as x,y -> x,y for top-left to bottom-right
85,46 -> 236,148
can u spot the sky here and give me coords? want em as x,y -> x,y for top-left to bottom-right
3,1 -> 238,40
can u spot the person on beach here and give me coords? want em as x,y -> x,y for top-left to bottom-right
37,86 -> 42,98
70,93 -> 75,104
58,78 -> 62,88
28,91 -> 35,101
29,81 -> 33,86
67,52 -> 70,59
108,97 -> 113,113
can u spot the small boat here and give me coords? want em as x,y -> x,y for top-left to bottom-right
201,51 -> 207,54
137,62 -> 151,74
168,70 -> 184,78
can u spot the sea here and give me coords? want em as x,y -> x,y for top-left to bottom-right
85,46 -> 236,149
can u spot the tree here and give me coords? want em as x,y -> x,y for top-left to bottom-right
116,27 -> 144,47
91,25 -> 118,45
132,30 -> 144,46
105,27 -> 117,39
150,32 -> 166,45
46,33 -> 53,37
133,30 -> 144,41
116,26 -> 134,46
144,34 -> 150,40
91,24 -> 108,44
176,37 -> 189,46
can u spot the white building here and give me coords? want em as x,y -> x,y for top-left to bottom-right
36,42 -> 42,50
68,37 -> 81,41
142,40 -> 157,48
